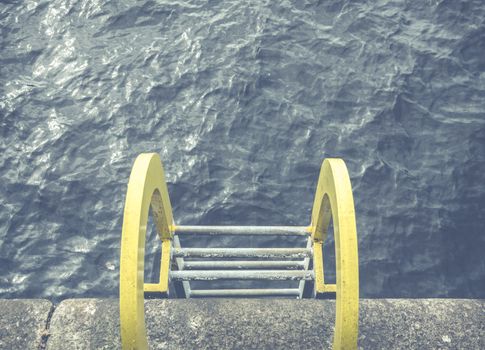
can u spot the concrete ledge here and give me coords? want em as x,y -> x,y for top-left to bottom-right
0,299 -> 483,349
0,299 -> 53,350
47,299 -> 484,350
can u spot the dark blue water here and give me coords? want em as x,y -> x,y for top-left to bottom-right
1,0 -> 484,300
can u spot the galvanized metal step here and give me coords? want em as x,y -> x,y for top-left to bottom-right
170,270 -> 314,281
182,260 -> 305,270
174,225 -> 309,236
172,247 -> 312,259
189,288 -> 301,297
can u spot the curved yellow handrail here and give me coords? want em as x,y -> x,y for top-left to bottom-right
120,153 -> 174,350
310,158 -> 359,350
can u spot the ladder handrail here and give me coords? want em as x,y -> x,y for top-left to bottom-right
119,153 -> 174,349
310,159 -> 359,349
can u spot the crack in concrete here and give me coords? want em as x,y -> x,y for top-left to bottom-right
38,303 -> 56,350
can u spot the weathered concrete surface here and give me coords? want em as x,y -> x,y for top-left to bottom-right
0,299 -> 52,350
47,299 -> 120,350
45,298 -> 485,350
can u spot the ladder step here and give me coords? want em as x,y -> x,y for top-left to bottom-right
190,288 -> 301,297
172,248 -> 312,259
174,225 -> 309,236
183,260 -> 305,270
170,270 -> 314,281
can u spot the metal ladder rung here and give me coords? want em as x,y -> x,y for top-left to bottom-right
183,260 -> 305,270
190,288 -> 301,297
174,225 -> 309,236
172,248 -> 312,259
170,270 -> 314,281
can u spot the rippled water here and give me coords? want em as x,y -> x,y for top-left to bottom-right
1,0 -> 484,300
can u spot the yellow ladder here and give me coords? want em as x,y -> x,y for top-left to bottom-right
120,153 -> 359,349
